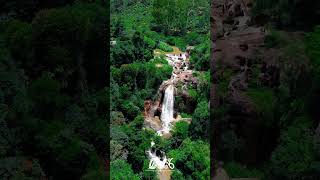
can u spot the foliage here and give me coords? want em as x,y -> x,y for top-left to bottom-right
111,31 -> 154,67
225,162 -> 264,179
166,36 -> 188,51
170,169 -> 185,180
269,117 -> 314,179
142,159 -> 158,179
190,38 -> 210,71
152,0 -> 209,35
189,101 -> 210,140
110,159 -> 140,180
168,138 -> 210,179
252,0 -> 320,29
110,140 -> 128,161
0,1 -> 108,179
246,88 -> 276,126
158,41 -> 173,52
0,157 -> 46,179
170,121 -> 189,148
172,121 -> 189,139
306,26 -> 320,84
180,113 -> 192,118
144,36 -> 156,48
112,3 -> 153,34
185,32 -> 202,46
125,128 -> 154,173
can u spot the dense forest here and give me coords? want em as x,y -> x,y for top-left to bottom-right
213,0 -> 320,179
0,0 -> 108,179
110,0 -> 211,179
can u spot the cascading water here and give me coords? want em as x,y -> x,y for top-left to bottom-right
147,141 -> 167,170
147,50 -> 189,179
159,84 -> 174,134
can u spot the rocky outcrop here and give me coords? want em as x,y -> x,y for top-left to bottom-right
212,0 -> 265,109
144,116 -> 162,131
212,0 -> 254,41
216,27 -> 264,68
143,99 -> 163,131
144,100 -> 152,117
212,0 -> 265,110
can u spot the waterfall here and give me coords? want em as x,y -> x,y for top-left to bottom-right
147,141 -> 167,170
160,85 -> 174,134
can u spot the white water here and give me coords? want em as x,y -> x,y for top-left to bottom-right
147,141 -> 168,170
159,85 -> 174,134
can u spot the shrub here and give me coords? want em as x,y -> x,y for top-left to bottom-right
168,138 -> 210,179
110,160 -> 140,180
225,162 -> 264,178
189,101 -> 209,140
158,41 -> 173,52
185,32 -> 202,45
270,117 -> 314,179
180,113 -> 192,118
143,36 -> 156,48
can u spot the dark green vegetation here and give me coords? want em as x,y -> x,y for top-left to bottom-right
252,0 -> 320,29
152,0 -> 209,35
0,1 -> 107,179
215,1 -> 320,179
110,0 -> 210,179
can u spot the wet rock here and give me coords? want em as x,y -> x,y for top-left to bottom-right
144,116 -> 162,131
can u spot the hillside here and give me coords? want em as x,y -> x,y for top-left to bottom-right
212,0 -> 320,179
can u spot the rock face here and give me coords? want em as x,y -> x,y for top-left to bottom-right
212,0 -> 264,112
212,0 -> 253,41
144,99 -> 162,131
214,27 -> 265,69
144,116 -> 162,131
212,0 -> 280,167
212,0 -> 263,108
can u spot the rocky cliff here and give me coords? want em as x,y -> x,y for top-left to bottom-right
211,0 -> 281,167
